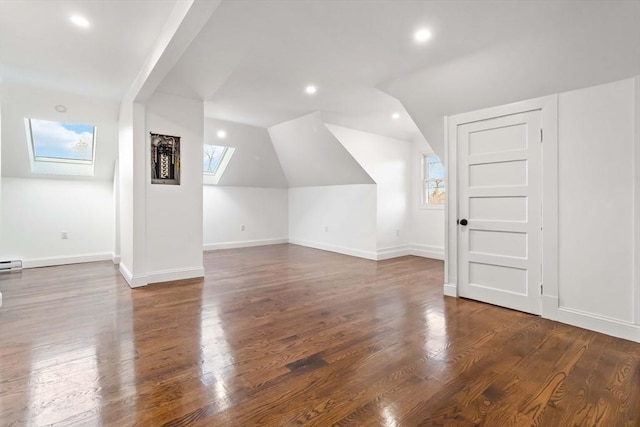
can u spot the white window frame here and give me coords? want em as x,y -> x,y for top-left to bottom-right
24,118 -> 96,176
203,145 -> 235,185
421,152 -> 445,210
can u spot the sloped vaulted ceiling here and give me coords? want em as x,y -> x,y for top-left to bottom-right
157,0 -> 639,158
379,1 -> 640,157
268,112 -> 374,187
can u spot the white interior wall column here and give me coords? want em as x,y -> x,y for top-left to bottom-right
118,101 -> 148,287
635,75 -> 640,328
0,84 -> 3,306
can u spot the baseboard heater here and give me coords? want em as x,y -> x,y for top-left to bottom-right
0,260 -> 23,273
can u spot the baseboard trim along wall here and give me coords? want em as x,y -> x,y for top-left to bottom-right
288,241 -> 445,262
443,283 -> 457,297
288,238 -> 378,260
556,306 -> 640,343
146,267 -> 205,286
203,238 -> 288,251
119,262 -> 145,288
408,244 -> 445,260
376,245 -> 410,260
119,263 -> 205,288
22,253 -> 113,269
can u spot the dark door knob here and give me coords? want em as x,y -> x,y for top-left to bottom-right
459,219 -> 468,226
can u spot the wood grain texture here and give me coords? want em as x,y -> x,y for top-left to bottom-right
0,244 -> 639,426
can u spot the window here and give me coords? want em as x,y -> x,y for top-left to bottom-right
27,118 -> 95,163
25,118 -> 96,176
203,144 -> 235,185
203,145 -> 228,175
423,154 -> 445,205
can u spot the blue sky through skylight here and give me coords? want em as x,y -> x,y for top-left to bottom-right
203,144 -> 228,174
30,119 -> 94,161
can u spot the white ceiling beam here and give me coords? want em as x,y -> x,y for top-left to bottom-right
126,0 -> 222,102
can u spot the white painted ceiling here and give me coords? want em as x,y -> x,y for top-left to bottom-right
157,0 -> 640,144
0,0 -> 177,99
1,0 -> 637,152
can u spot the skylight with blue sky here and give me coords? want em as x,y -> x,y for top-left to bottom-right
29,118 -> 95,162
202,144 -> 235,185
203,144 -> 228,175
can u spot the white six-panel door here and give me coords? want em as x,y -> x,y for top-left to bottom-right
457,110 -> 542,315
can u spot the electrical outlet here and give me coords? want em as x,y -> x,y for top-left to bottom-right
241,224 -> 245,231
61,231 -> 69,239
396,229 -> 400,237
324,226 -> 329,232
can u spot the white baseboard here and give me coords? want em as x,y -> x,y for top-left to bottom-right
288,238 -> 377,260
112,254 -> 121,264
408,244 -> 445,260
119,262 -> 146,288
22,253 -> 113,269
556,306 -> 640,343
288,240 -> 445,262
119,263 -> 205,288
443,283 -> 457,297
376,245 -> 410,260
204,238 -> 288,251
146,266 -> 205,285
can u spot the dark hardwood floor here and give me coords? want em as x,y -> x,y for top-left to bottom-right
1,244 -> 639,426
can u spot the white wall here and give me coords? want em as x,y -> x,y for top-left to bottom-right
205,118 -> 287,187
289,185 -> 377,259
325,124 -> 411,251
118,101 -> 146,278
268,112 -> 373,187
445,76 -> 640,342
203,186 -> 288,249
1,177 -> 114,267
0,84 -> 119,270
144,92 -> 204,280
558,78 -> 637,325
1,84 -> 119,180
635,76 -> 640,330
1,86 -> 3,306
409,140 -> 445,259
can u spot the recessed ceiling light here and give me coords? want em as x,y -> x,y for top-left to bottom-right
414,28 -> 432,43
216,130 -> 227,139
391,113 -> 400,120
305,85 -> 317,95
55,105 -> 68,113
70,15 -> 90,28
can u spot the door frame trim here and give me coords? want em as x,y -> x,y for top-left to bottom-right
444,94 -> 559,320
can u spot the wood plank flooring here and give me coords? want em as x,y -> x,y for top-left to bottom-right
1,244 -> 639,426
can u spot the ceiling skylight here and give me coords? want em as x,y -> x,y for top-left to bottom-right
28,118 -> 95,163
203,144 -> 235,185
25,118 -> 96,176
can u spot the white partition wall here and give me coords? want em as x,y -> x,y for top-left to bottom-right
445,77 -> 640,342
554,78 -> 639,341
119,93 -> 205,287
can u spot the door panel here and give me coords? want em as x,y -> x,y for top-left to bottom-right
469,160 -> 528,187
458,110 -> 541,315
469,230 -> 527,258
469,196 -> 527,221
